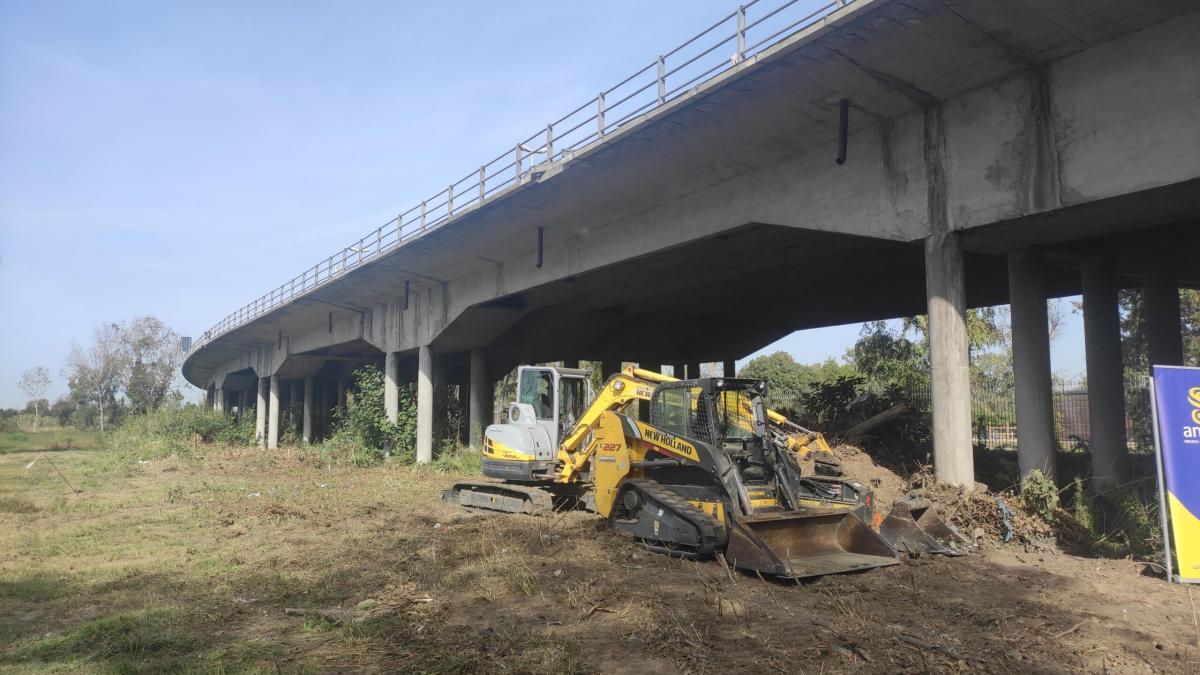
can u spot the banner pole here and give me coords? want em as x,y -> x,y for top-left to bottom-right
1150,377 -> 1175,583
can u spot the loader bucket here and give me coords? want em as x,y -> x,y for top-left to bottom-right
878,498 -> 969,556
724,510 -> 899,579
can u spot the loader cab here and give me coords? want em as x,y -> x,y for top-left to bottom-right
515,365 -> 592,449
649,377 -> 773,485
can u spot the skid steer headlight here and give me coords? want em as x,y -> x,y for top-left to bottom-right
714,379 -> 724,389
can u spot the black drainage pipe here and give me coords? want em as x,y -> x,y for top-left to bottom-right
836,98 -> 850,165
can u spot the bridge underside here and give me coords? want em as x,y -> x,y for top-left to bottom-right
184,0 -> 1199,486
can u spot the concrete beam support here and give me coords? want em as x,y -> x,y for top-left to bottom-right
385,352 -> 399,424
290,380 -> 302,434
416,345 -> 434,464
255,377 -> 268,447
303,377 -> 314,443
469,349 -> 488,448
214,388 -> 224,413
723,359 -> 737,377
925,232 -> 974,488
601,360 -> 621,379
267,375 -> 280,449
1007,248 -> 1056,483
1082,259 -> 1129,489
1143,267 -> 1183,368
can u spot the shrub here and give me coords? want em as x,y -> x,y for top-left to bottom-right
322,365 -> 416,464
107,405 -> 250,459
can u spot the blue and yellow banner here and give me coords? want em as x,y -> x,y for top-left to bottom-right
1151,365 -> 1200,584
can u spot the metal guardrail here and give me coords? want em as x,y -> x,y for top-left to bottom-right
192,0 -> 853,352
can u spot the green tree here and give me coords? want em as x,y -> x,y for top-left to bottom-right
737,351 -> 855,414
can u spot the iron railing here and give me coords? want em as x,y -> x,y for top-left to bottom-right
191,0 -> 854,352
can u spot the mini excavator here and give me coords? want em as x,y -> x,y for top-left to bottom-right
443,365 -> 965,579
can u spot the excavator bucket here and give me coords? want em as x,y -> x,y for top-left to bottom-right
724,510 -> 899,579
878,497 -> 969,556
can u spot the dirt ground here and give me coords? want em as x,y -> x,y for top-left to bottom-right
2,435 -> 1199,673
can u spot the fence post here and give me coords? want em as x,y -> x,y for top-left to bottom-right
736,6 -> 746,60
597,93 -> 606,138
657,55 -> 666,104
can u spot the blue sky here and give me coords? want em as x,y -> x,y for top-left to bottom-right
0,0 -> 1087,408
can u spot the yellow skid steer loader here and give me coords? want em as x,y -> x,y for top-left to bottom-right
444,366 -> 964,579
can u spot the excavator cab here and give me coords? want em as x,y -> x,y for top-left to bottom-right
479,366 -> 592,482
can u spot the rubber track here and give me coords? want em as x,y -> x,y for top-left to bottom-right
621,478 -> 725,557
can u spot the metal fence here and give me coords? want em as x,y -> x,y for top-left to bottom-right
190,0 -> 856,353
904,376 -> 1153,452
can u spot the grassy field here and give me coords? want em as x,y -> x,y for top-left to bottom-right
2,430 -> 1198,674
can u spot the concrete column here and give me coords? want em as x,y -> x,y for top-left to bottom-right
267,376 -> 281,449
255,377 -> 268,447
1008,248 -> 1056,483
337,377 -> 347,412
469,349 -> 489,448
925,232 -> 974,488
723,359 -> 737,377
416,345 -> 434,464
214,387 -> 224,413
601,360 -> 620,379
384,352 -> 399,424
687,361 -> 701,379
563,359 -> 579,369
236,390 -> 245,425
1082,259 -> 1129,489
289,380 -> 302,434
303,377 -> 314,443
1144,266 -> 1183,368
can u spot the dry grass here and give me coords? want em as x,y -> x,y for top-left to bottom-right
2,430 -> 1198,674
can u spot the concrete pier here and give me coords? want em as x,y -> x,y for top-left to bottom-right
416,345 -> 434,464
1082,259 -> 1129,489
1008,248 -> 1056,482
469,349 -> 488,447
925,231 -> 974,488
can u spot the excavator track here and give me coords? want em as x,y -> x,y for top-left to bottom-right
608,479 -> 725,559
442,482 -> 557,515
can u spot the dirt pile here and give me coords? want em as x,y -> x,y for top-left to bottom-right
834,443 -> 1056,547
907,471 -> 1056,546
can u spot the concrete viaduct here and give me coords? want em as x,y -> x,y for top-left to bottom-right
183,0 -> 1199,488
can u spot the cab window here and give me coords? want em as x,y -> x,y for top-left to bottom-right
558,376 -> 586,436
518,369 -> 555,420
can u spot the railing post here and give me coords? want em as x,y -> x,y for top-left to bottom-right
736,6 -> 746,59
448,184 -> 455,216
357,238 -> 364,265
341,248 -> 347,272
514,143 -> 522,180
597,93 -> 606,138
420,200 -> 427,229
479,166 -> 486,201
376,227 -> 382,253
545,125 -> 554,162
657,55 -> 666,104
